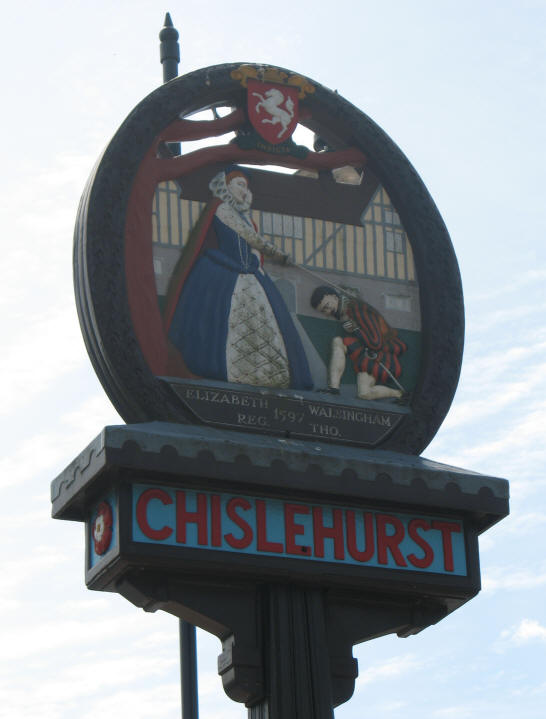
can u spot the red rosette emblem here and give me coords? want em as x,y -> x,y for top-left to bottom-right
92,501 -> 113,555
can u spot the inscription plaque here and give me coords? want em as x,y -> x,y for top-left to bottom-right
165,380 -> 405,446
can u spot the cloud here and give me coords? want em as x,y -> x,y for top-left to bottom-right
430,389 -> 546,492
432,706 -> 475,719
470,267 -> 546,302
469,302 -> 546,334
0,394 -> 119,490
1,507 -> 50,530
0,679 -> 181,719
0,304 -> 86,417
483,563 -> 546,593
37,653 -> 177,703
497,511 -> 546,535
356,653 -> 422,687
77,685 -> 181,719
435,319 -> 546,468
0,546 -> 71,600
0,151 -> 100,419
477,511 -> 546,554
432,702 -> 484,719
457,340 -> 546,397
501,619 -> 546,645
441,372 -> 545,431
0,610 -> 148,662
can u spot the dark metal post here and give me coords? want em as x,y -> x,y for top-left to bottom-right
160,13 -> 181,156
159,12 -> 180,84
180,621 -> 199,719
248,585 -> 334,719
159,13 -> 197,719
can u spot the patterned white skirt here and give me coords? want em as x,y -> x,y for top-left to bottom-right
226,274 -> 290,388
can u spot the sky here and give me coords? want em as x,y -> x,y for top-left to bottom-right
1,0 -> 545,717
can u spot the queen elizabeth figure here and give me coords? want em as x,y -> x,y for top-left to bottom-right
163,166 -> 312,390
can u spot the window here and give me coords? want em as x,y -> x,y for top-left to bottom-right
385,230 -> 404,253
385,294 -> 411,312
261,212 -> 304,239
384,208 -> 401,226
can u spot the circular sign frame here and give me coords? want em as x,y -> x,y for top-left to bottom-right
74,63 -> 463,455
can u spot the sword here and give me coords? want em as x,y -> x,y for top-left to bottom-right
362,348 -> 406,393
288,261 -> 357,299
377,359 -> 406,393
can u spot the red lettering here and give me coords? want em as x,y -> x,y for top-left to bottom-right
407,519 -> 434,569
432,520 -> 462,572
256,500 -> 283,553
346,511 -> 374,562
210,494 -> 222,547
313,507 -> 345,559
176,491 -> 208,545
136,488 -> 173,541
376,514 -> 407,567
284,503 -> 310,555
225,497 -> 253,549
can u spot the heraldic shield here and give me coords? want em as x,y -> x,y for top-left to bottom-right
247,79 -> 299,144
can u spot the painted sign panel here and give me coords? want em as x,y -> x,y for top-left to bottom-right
132,484 -> 467,576
155,173 -> 419,409
74,63 -> 464,454
150,155 -> 420,445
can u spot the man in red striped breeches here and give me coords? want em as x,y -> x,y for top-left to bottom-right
311,286 -> 406,401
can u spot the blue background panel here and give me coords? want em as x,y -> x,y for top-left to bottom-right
132,484 -> 466,576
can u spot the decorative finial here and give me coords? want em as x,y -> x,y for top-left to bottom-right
159,12 -> 180,84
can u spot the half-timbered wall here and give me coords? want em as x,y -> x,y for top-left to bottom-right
152,181 -> 415,285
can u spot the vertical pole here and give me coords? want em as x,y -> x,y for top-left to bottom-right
248,585 -> 335,719
180,621 -> 199,719
159,13 -> 197,719
159,12 -> 181,156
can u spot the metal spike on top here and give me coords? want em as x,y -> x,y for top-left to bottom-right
159,12 -> 180,83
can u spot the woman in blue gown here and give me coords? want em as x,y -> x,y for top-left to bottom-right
164,166 -> 312,390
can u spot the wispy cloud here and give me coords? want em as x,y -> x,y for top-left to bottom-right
356,653 -> 422,687
468,302 -> 546,334
0,680 -> 182,719
432,705 -> 476,719
470,267 -> 546,302
0,394 -> 119,490
0,611 -> 147,661
0,304 -> 85,417
0,546 -> 71,600
483,563 -> 546,593
77,685 -> 181,719
497,511 -> 546,535
441,372 -> 546,431
501,618 -> 546,645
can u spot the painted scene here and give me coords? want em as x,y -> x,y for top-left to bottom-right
124,67 -> 421,406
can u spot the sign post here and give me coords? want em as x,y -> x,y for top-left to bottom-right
53,46 -> 509,717
159,15 -> 199,718
52,423 -> 507,715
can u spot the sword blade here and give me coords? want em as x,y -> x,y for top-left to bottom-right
292,263 -> 354,297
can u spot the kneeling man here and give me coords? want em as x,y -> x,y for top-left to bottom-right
310,286 -> 406,400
